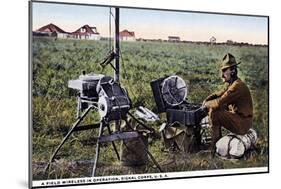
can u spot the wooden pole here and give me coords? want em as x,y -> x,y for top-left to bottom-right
114,7 -> 120,83
114,8 -> 121,132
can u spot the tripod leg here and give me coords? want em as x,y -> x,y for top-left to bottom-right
92,120 -> 105,177
106,124 -> 120,161
137,137 -> 163,172
44,106 -> 93,172
76,96 -> 81,119
127,112 -> 154,132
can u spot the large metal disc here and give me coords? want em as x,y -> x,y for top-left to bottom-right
161,75 -> 188,106
98,96 -> 110,118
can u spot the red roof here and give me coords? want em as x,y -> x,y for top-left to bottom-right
72,25 -> 99,35
120,30 -> 135,37
36,23 -> 67,34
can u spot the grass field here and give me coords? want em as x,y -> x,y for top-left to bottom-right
31,37 -> 268,180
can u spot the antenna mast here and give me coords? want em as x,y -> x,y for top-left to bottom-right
114,8 -> 120,82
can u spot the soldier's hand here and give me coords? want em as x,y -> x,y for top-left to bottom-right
202,100 -> 206,107
201,104 -> 208,115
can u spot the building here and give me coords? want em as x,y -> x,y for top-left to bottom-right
119,30 -> 136,41
34,23 -> 70,38
210,36 -> 216,44
168,36 -> 180,42
226,40 -> 234,45
72,25 -> 101,40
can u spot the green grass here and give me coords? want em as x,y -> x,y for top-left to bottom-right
32,38 -> 268,180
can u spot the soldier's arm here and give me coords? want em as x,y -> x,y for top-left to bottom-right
204,88 -> 226,102
205,83 -> 240,109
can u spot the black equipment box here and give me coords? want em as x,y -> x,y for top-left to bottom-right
166,106 -> 206,126
150,76 -> 207,126
150,76 -> 171,113
97,76 -> 131,121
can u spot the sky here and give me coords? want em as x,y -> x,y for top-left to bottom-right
32,2 -> 268,44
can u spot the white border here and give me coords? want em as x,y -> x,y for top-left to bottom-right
29,1 -> 270,188
32,167 -> 268,187
2,0 -> 279,189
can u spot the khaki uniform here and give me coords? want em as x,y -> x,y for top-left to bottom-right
205,78 -> 253,144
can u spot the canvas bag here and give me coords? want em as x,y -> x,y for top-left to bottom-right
216,128 -> 257,158
120,134 -> 148,166
162,122 -> 201,153
120,118 -> 151,166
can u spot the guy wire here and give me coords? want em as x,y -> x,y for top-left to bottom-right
107,8 -> 137,103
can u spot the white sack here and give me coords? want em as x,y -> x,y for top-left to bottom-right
216,128 -> 257,158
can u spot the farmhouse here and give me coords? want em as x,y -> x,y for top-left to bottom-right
210,36 -> 216,44
168,36 -> 180,42
119,30 -> 136,41
34,23 -> 70,38
72,25 -> 101,40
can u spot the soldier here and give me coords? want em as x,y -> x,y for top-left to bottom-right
202,53 -> 253,154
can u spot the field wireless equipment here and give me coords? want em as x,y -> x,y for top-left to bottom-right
161,75 -> 188,106
45,8 -> 162,177
150,75 -> 209,148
